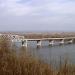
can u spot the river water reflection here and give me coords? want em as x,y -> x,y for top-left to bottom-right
13,41 -> 75,67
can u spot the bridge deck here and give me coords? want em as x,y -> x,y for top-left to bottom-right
23,37 -> 75,41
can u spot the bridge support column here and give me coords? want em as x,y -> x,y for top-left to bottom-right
37,40 -> 42,46
68,39 -> 73,44
49,40 -> 54,46
22,40 -> 28,47
60,39 -> 65,44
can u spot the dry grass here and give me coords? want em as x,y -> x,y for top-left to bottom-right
0,35 -> 75,75
57,62 -> 75,75
24,33 -> 75,39
0,36 -> 54,75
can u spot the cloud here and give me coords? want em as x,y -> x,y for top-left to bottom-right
0,0 -> 33,16
0,0 -> 75,16
47,1 -> 75,15
0,0 -> 75,31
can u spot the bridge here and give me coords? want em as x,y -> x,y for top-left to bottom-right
11,36 -> 75,47
0,33 -> 75,47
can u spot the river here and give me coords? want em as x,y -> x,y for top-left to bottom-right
13,41 -> 75,68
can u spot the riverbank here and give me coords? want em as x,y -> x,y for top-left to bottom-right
0,36 -> 75,75
0,36 -> 54,75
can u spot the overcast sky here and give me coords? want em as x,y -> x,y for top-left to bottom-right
0,0 -> 75,32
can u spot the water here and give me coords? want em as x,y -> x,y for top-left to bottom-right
13,41 -> 75,67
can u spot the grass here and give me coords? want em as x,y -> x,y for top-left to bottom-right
0,36 -> 54,75
0,35 -> 75,75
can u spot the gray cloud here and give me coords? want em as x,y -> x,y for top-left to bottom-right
0,0 -> 75,31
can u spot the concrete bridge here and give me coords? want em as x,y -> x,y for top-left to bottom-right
1,33 -> 75,47
11,36 -> 75,47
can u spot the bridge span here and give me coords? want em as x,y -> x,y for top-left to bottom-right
12,37 -> 75,47
1,33 -> 75,47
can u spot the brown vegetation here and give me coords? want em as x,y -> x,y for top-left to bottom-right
0,35 -> 75,75
24,32 -> 75,39
0,36 -> 53,75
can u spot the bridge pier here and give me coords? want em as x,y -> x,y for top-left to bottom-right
60,39 -> 65,44
37,40 -> 42,46
49,40 -> 54,46
22,40 -> 28,47
67,39 -> 73,44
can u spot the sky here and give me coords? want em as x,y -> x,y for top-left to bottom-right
0,0 -> 75,32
